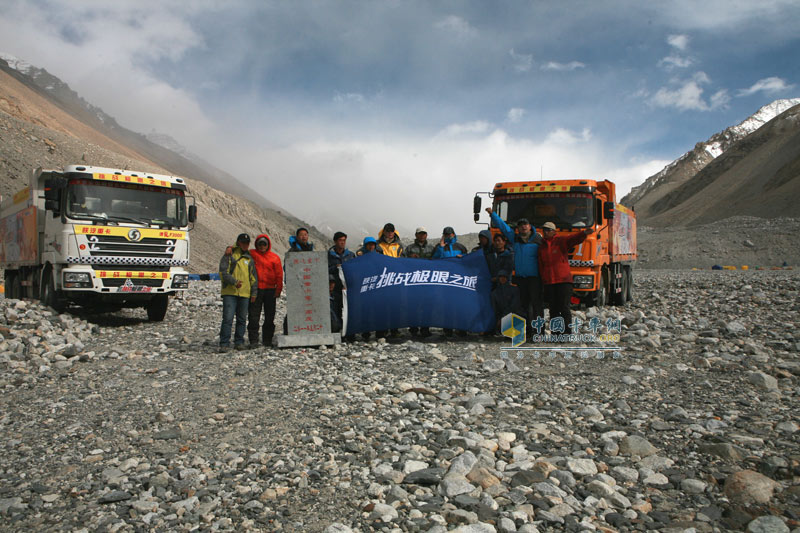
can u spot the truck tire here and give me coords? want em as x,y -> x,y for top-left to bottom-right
625,268 -> 634,302
592,270 -> 608,308
146,294 -> 169,322
6,273 -> 21,300
41,268 -> 66,312
612,266 -> 628,306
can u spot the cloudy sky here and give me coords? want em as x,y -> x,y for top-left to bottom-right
1,0 -> 798,238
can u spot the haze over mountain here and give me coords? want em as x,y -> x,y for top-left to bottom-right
0,55 -> 329,273
0,53 -> 288,218
621,99 -> 800,226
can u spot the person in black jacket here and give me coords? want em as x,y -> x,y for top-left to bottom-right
491,269 -> 522,334
487,233 -> 515,288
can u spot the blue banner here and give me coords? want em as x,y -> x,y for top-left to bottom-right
341,251 -> 494,334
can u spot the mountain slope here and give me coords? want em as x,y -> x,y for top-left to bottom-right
622,98 -> 800,221
0,54 -> 293,218
643,103 -> 800,226
0,57 -> 329,273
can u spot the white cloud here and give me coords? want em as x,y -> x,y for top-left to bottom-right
651,72 -> 728,111
611,159 -> 674,200
508,49 -> 533,73
737,76 -> 795,96
709,89 -> 731,109
235,130 -> 667,237
334,92 -> 366,104
659,34 -> 693,69
541,61 -> 585,72
545,127 -> 592,145
436,121 -> 492,138
0,2 -> 215,144
507,108 -> 525,123
434,15 -> 477,40
667,34 -> 690,51
659,54 -> 693,68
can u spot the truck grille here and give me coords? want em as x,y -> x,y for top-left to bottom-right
86,235 -> 177,259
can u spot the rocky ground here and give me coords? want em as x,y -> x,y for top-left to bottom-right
1,270 -> 799,533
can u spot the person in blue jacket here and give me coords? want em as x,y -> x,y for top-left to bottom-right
432,226 -> 468,258
486,207 -> 544,330
328,231 -> 356,341
287,227 -> 314,252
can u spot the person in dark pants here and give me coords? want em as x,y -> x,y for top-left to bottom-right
486,207 -> 544,334
219,233 -> 258,351
538,221 -> 594,334
490,269 -> 522,334
248,233 -> 282,346
406,227 -> 434,338
328,231 -> 355,341
487,233 -> 515,288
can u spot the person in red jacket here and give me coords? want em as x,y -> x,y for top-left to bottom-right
538,222 -> 594,335
248,233 -> 283,346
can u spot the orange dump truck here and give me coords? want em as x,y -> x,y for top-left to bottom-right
474,179 -> 637,306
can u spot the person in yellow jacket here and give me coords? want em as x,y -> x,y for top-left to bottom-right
219,233 -> 258,350
376,223 -> 404,257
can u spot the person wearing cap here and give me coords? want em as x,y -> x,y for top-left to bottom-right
491,269 -> 522,333
485,207 -> 544,332
538,221 -> 594,335
248,233 -> 282,347
406,227 -> 435,259
405,227 -> 434,337
432,227 -> 469,336
375,223 -> 404,337
355,236 -> 382,340
219,233 -> 258,351
288,227 -> 314,252
328,231 -> 356,341
356,236 -> 380,255
376,223 -> 404,257
432,226 -> 468,258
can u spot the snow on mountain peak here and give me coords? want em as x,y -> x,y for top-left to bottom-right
0,52 -> 34,75
730,98 -> 800,136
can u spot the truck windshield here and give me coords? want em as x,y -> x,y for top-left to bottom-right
65,178 -> 187,227
496,193 -> 594,229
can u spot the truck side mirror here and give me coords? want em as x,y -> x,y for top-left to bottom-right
188,205 -> 197,223
603,201 -> 615,220
43,178 -> 62,215
473,196 -> 482,214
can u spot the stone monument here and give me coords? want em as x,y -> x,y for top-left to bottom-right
275,251 -> 340,347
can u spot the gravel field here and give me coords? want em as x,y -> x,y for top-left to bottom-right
1,270 -> 799,533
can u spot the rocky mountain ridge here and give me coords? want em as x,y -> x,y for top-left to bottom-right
0,57 -> 329,274
622,98 -> 800,219
0,53 -> 293,220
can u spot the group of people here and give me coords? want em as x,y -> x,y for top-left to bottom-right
217,217 -> 593,349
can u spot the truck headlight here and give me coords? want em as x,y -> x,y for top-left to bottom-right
172,274 -> 189,289
573,275 -> 594,289
64,272 -> 92,288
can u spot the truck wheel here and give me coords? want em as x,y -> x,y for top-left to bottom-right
612,266 -> 628,306
146,294 -> 169,321
626,268 -> 634,302
6,273 -> 21,300
592,271 -> 608,308
41,268 -> 66,312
